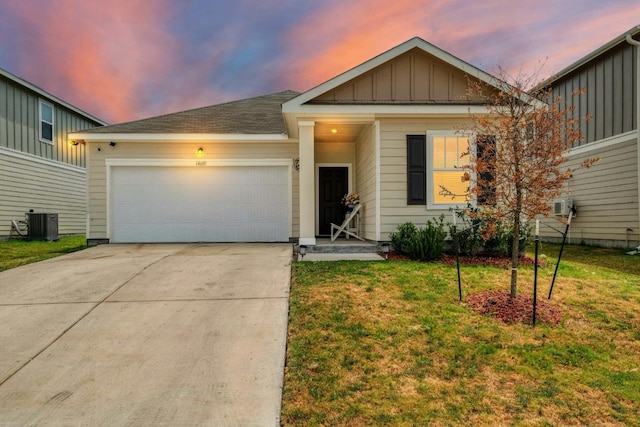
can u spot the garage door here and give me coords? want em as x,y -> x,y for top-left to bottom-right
110,166 -> 289,243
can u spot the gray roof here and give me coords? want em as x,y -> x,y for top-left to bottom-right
83,90 -> 300,134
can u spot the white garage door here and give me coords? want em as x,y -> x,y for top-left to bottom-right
110,166 -> 289,243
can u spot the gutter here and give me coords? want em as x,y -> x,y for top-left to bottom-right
626,33 -> 640,247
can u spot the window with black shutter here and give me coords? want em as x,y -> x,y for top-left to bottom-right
407,135 -> 426,205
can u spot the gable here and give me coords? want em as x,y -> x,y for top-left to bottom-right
308,48 -> 487,104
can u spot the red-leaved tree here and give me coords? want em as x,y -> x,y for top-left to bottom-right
461,70 -> 598,298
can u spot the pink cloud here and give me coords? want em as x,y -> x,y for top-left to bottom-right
6,0 -> 181,123
281,0 -> 640,91
282,0 -> 450,91
536,9 -> 640,77
4,0 -> 640,125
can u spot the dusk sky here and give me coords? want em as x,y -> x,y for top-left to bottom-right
1,0 -> 639,124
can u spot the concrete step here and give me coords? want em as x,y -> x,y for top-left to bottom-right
306,245 -> 379,254
299,239 -> 381,254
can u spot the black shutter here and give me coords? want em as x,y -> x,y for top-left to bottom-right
476,135 -> 496,206
407,135 -> 426,205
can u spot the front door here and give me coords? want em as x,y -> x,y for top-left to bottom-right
318,167 -> 348,236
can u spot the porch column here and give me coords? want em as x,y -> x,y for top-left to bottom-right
298,121 -> 316,245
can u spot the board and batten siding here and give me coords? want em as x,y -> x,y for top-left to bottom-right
354,123 -> 377,240
0,148 -> 86,236
0,76 -> 100,168
310,47 -> 489,104
542,136 -> 639,247
552,42 -> 637,146
86,140 -> 298,241
378,117 -> 471,240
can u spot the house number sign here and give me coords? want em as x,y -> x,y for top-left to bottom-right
196,161 -> 207,166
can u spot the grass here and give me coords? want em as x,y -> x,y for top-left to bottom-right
281,244 -> 640,426
0,235 -> 87,272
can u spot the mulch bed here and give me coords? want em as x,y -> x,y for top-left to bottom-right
464,289 -> 562,325
383,251 -> 547,269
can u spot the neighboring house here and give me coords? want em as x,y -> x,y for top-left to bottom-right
71,37 -> 506,246
541,25 -> 639,248
0,68 -> 106,238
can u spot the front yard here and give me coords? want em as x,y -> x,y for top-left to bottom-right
0,235 -> 87,272
281,244 -> 640,425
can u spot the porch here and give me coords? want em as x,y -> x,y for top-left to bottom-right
296,120 -> 378,246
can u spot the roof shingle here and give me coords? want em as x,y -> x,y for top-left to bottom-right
83,90 -> 299,134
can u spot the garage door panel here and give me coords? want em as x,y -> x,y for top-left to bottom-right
111,166 -> 289,243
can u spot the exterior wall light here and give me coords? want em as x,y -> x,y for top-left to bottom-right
381,242 -> 390,260
197,147 -> 204,157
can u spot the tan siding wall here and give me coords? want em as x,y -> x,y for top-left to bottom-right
315,143 -> 355,165
86,140 -> 298,240
378,118 -> 471,239
540,137 -> 639,247
354,124 -> 377,240
0,148 -> 86,236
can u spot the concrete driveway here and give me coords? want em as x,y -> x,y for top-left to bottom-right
0,243 -> 292,426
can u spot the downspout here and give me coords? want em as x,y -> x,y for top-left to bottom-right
626,33 -> 640,246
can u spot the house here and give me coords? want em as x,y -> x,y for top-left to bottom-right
0,68 -> 106,238
541,25 -> 640,248
71,37 -> 507,246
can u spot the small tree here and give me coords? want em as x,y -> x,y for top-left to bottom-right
461,69 -> 598,298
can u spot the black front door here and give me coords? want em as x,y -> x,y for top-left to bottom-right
318,167 -> 348,235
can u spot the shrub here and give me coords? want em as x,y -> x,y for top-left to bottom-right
449,207 -> 532,257
391,217 -> 447,261
480,220 -> 507,255
390,222 -> 418,254
449,208 -> 485,256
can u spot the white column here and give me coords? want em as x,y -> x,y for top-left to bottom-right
298,121 -> 316,245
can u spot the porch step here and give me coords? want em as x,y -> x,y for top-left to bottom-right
302,239 -> 380,254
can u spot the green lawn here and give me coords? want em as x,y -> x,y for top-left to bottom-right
0,235 -> 87,272
282,244 -> 640,426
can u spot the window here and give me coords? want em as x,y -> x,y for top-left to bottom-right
39,100 -> 54,144
406,135 -> 426,205
429,134 -> 470,205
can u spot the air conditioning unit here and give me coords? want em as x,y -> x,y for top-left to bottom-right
553,198 -> 574,217
27,213 -> 59,241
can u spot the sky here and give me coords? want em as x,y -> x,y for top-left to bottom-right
1,0 -> 639,124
